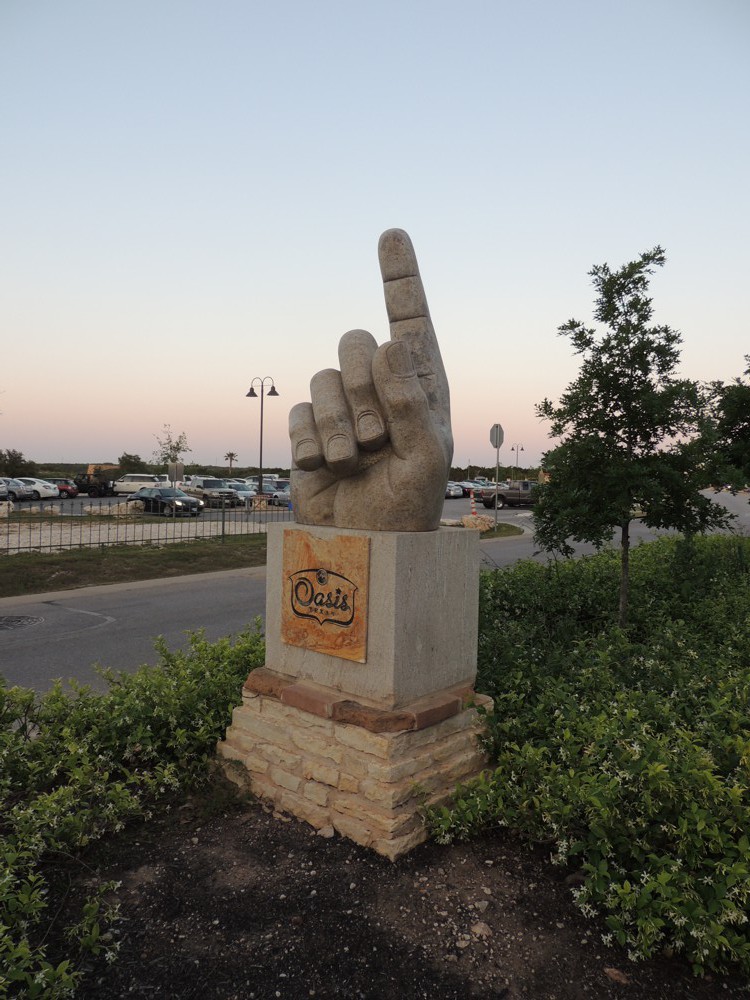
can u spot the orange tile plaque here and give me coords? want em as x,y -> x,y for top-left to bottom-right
281,529 -> 370,663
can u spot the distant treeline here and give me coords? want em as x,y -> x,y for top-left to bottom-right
35,463 -> 292,480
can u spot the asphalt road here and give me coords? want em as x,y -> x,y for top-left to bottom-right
2,492 -> 747,693
0,567 -> 268,692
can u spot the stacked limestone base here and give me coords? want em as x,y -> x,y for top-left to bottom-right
217,675 -> 492,861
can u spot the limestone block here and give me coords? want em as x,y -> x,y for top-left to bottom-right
290,728 -> 343,763
218,690 -> 491,860
278,790 -> 329,829
223,731 -> 271,772
268,767 -> 302,794
364,751 -> 434,784
430,730 -> 478,764
334,724 -> 393,759
259,744 -> 302,770
330,796 -> 420,839
330,812 -> 375,848
228,715 -> 286,747
303,781 -> 330,807
259,695 -> 334,733
337,772 -> 360,794
372,826 -> 430,862
301,760 -> 340,788
358,776 -> 425,810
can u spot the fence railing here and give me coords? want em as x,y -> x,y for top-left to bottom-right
0,499 -> 295,555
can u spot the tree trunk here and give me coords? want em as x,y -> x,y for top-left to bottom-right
619,520 -> 630,628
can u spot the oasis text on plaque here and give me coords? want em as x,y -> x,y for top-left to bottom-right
281,529 -> 370,662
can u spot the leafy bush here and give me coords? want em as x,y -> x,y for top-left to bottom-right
0,624 -> 264,998
430,535 -> 750,976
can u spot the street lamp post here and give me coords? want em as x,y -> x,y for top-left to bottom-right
246,377 -> 279,496
512,443 -> 524,480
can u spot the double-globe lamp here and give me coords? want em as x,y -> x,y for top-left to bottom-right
246,377 -> 279,496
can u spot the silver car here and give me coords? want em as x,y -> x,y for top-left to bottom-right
0,477 -> 34,502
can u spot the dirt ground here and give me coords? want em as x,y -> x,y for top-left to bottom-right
51,776 -> 750,1000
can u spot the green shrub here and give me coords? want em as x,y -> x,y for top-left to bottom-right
430,535 -> 750,976
0,623 -> 264,998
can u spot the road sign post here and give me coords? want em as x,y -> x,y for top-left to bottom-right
489,424 -> 504,529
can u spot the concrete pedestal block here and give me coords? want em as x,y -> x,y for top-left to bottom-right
265,522 -> 480,711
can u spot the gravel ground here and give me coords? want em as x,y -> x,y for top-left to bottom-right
49,777 -> 750,1000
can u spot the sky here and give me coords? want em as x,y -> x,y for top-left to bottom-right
2,0 -> 748,473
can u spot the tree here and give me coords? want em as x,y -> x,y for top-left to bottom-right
535,246 -> 730,627
117,452 -> 149,474
0,448 -> 37,477
711,357 -> 750,489
224,451 -> 238,472
152,425 -> 191,466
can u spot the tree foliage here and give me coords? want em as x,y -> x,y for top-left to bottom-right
710,357 -> 750,488
117,452 -> 149,474
224,451 -> 238,471
152,424 -> 191,466
0,448 -> 37,477
535,246 -> 729,626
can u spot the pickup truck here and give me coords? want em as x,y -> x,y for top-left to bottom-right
480,480 -> 538,509
182,477 -> 240,507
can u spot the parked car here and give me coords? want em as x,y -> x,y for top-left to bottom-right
480,480 -> 537,509
18,477 -> 60,500
113,474 -> 170,495
458,480 -> 486,497
0,477 -> 34,502
230,483 -> 258,503
182,477 -> 241,507
0,479 -> 8,501
445,481 -> 463,499
46,477 -> 79,498
267,482 -> 291,507
126,487 -> 204,517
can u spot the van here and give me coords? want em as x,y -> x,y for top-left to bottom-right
113,474 -> 170,495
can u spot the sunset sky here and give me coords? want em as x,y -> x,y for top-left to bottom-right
2,0 -> 748,472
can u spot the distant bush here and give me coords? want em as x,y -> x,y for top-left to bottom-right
0,624 -> 264,997
430,536 -> 750,976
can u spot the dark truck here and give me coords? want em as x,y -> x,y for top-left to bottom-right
74,464 -> 121,498
480,479 -> 538,509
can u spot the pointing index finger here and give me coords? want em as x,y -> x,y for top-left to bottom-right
379,228 -> 431,321
378,228 -> 450,422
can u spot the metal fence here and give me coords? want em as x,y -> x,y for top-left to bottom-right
0,499 -> 295,555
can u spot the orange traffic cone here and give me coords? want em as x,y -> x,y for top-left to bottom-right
470,489 -> 477,516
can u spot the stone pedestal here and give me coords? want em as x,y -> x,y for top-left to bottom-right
218,523 -> 490,859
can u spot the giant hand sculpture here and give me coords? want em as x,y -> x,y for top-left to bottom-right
289,229 -> 452,531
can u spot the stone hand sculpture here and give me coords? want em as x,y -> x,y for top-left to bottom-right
289,229 -> 452,531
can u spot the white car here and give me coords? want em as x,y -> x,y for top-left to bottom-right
18,477 -> 60,500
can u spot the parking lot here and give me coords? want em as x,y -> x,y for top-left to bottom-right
4,488 -> 745,557
0,490 -> 528,555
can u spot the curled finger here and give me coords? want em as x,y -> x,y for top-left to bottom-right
289,402 -> 324,471
338,329 -> 388,452
310,368 -> 358,476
